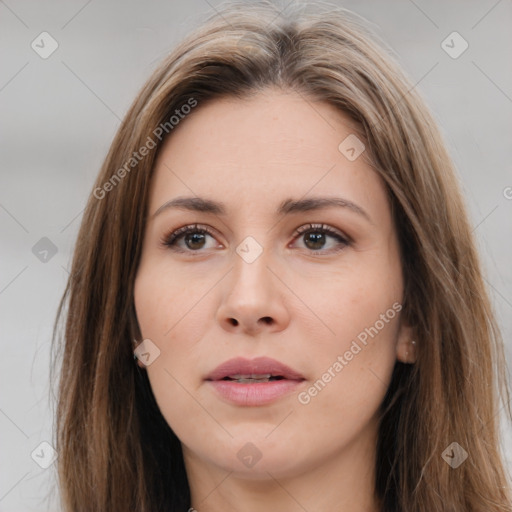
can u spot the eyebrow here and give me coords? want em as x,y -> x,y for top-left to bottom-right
151,196 -> 372,223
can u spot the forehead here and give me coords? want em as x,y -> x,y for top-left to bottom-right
148,89 -> 387,220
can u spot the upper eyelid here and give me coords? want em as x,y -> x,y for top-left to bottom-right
165,223 -> 218,241
293,223 -> 349,239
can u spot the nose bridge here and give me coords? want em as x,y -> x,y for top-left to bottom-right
216,233 -> 289,334
230,234 -> 273,295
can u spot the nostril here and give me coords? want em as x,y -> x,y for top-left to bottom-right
226,317 -> 272,328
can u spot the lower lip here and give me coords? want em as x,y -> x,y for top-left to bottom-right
207,379 -> 304,406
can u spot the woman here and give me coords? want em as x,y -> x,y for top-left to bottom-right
52,1 -> 512,510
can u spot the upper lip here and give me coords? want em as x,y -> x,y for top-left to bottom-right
206,357 -> 305,381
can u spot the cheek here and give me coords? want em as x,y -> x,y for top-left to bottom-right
302,256 -> 402,348
134,266 -> 212,441
295,306 -> 401,451
134,261 -> 191,338
299,254 -> 402,402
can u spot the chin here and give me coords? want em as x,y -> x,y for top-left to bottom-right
194,436 -> 311,480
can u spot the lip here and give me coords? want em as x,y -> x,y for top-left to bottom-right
206,356 -> 304,381
205,356 -> 305,406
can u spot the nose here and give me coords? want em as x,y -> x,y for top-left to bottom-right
216,246 -> 290,336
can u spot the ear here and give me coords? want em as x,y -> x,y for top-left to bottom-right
395,321 -> 417,364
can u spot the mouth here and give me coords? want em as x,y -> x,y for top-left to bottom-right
205,356 -> 305,382
205,357 -> 305,406
218,374 -> 287,383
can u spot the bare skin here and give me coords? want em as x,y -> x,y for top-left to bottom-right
134,88 -> 416,512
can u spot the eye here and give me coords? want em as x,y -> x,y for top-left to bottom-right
161,223 -> 220,253
161,223 -> 351,255
291,223 -> 350,254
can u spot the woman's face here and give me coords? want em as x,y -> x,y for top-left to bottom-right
134,89 -> 414,482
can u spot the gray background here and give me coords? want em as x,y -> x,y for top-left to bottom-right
1,0 -> 511,510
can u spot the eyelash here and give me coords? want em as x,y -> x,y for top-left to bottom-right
160,223 -> 351,256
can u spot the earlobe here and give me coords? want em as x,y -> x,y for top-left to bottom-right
395,323 -> 418,364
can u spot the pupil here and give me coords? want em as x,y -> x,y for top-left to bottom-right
305,232 -> 325,250
186,233 -> 205,249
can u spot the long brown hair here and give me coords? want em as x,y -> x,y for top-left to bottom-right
52,1 -> 512,510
